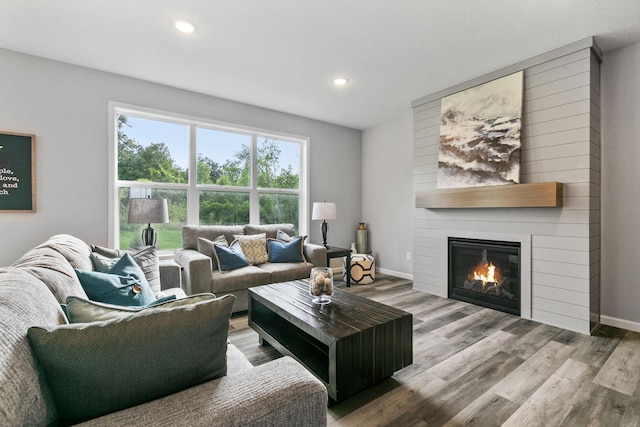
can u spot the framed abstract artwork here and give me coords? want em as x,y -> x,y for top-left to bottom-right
0,131 -> 36,212
438,71 -> 524,189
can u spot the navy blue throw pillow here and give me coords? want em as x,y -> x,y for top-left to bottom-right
268,237 -> 305,263
213,241 -> 249,272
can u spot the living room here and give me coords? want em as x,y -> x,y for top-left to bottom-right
2,1 -> 640,425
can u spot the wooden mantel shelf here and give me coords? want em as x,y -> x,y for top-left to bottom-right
415,182 -> 563,209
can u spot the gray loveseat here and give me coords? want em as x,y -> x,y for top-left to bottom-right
0,234 -> 327,426
175,223 -> 327,313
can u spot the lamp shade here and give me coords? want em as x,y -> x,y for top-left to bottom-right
312,202 -> 336,221
127,198 -> 169,224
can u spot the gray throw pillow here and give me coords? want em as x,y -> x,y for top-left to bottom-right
276,229 -> 307,244
197,235 -> 228,270
276,229 -> 294,242
27,294 -> 235,425
65,293 -> 217,323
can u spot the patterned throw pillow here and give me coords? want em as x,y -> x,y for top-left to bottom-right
233,233 -> 268,265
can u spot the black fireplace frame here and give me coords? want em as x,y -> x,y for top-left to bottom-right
448,237 -> 521,316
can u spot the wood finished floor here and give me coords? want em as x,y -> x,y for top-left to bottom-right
228,274 -> 640,426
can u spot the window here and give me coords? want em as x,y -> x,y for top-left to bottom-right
110,105 -> 308,250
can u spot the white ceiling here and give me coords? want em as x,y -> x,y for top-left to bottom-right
2,1 -> 640,130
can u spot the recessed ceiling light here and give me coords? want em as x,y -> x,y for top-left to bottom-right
333,77 -> 349,86
174,20 -> 196,34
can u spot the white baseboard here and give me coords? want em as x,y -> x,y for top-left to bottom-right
376,267 -> 413,281
600,315 -> 640,333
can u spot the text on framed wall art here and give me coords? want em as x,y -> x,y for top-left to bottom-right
0,131 -> 36,212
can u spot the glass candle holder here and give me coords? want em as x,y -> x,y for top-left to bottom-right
309,267 -> 333,304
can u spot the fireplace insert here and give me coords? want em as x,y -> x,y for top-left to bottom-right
448,237 -> 520,315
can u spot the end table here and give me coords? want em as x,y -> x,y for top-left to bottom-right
325,246 -> 351,287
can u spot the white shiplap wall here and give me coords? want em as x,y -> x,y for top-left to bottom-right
412,41 -> 601,335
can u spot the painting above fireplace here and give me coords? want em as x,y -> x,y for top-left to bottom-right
438,71 -> 523,189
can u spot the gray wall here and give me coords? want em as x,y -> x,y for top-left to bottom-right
0,48 -> 361,266
362,39 -> 640,333
361,115 -> 414,278
601,42 -> 640,330
412,43 -> 601,334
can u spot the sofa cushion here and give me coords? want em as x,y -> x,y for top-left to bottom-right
268,237 -> 306,263
234,233 -> 269,265
245,223 -> 296,239
182,225 -> 244,250
211,266 -> 271,294
0,268 -> 67,426
214,241 -> 249,272
10,246 -> 88,304
75,254 -> 156,306
197,235 -> 229,270
65,293 -> 216,323
91,245 -> 161,294
258,262 -> 314,283
27,294 -> 235,425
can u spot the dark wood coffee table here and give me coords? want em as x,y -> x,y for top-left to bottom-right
248,280 -> 413,402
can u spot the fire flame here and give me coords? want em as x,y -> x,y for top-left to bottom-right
473,262 -> 498,285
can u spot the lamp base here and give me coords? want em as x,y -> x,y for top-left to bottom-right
141,224 -> 157,247
321,220 -> 328,247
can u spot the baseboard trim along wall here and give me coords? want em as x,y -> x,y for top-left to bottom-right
377,268 -> 413,281
600,315 -> 640,333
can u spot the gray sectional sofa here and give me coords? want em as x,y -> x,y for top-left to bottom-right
175,223 -> 327,313
0,234 -> 327,426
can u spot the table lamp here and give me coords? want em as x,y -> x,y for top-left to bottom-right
127,197 -> 169,246
312,202 -> 336,247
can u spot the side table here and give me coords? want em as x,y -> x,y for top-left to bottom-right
325,246 -> 351,287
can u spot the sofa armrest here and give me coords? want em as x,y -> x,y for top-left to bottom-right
159,259 -> 182,290
174,249 -> 212,295
304,243 -> 327,267
77,357 -> 327,427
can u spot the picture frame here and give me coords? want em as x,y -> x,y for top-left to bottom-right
0,131 -> 36,212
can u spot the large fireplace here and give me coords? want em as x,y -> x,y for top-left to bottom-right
448,237 -> 521,316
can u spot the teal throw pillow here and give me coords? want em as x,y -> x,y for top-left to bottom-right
27,294 -> 235,425
75,253 -> 156,306
268,236 -> 306,263
213,241 -> 249,272
65,293 -> 216,323
90,245 -> 161,294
